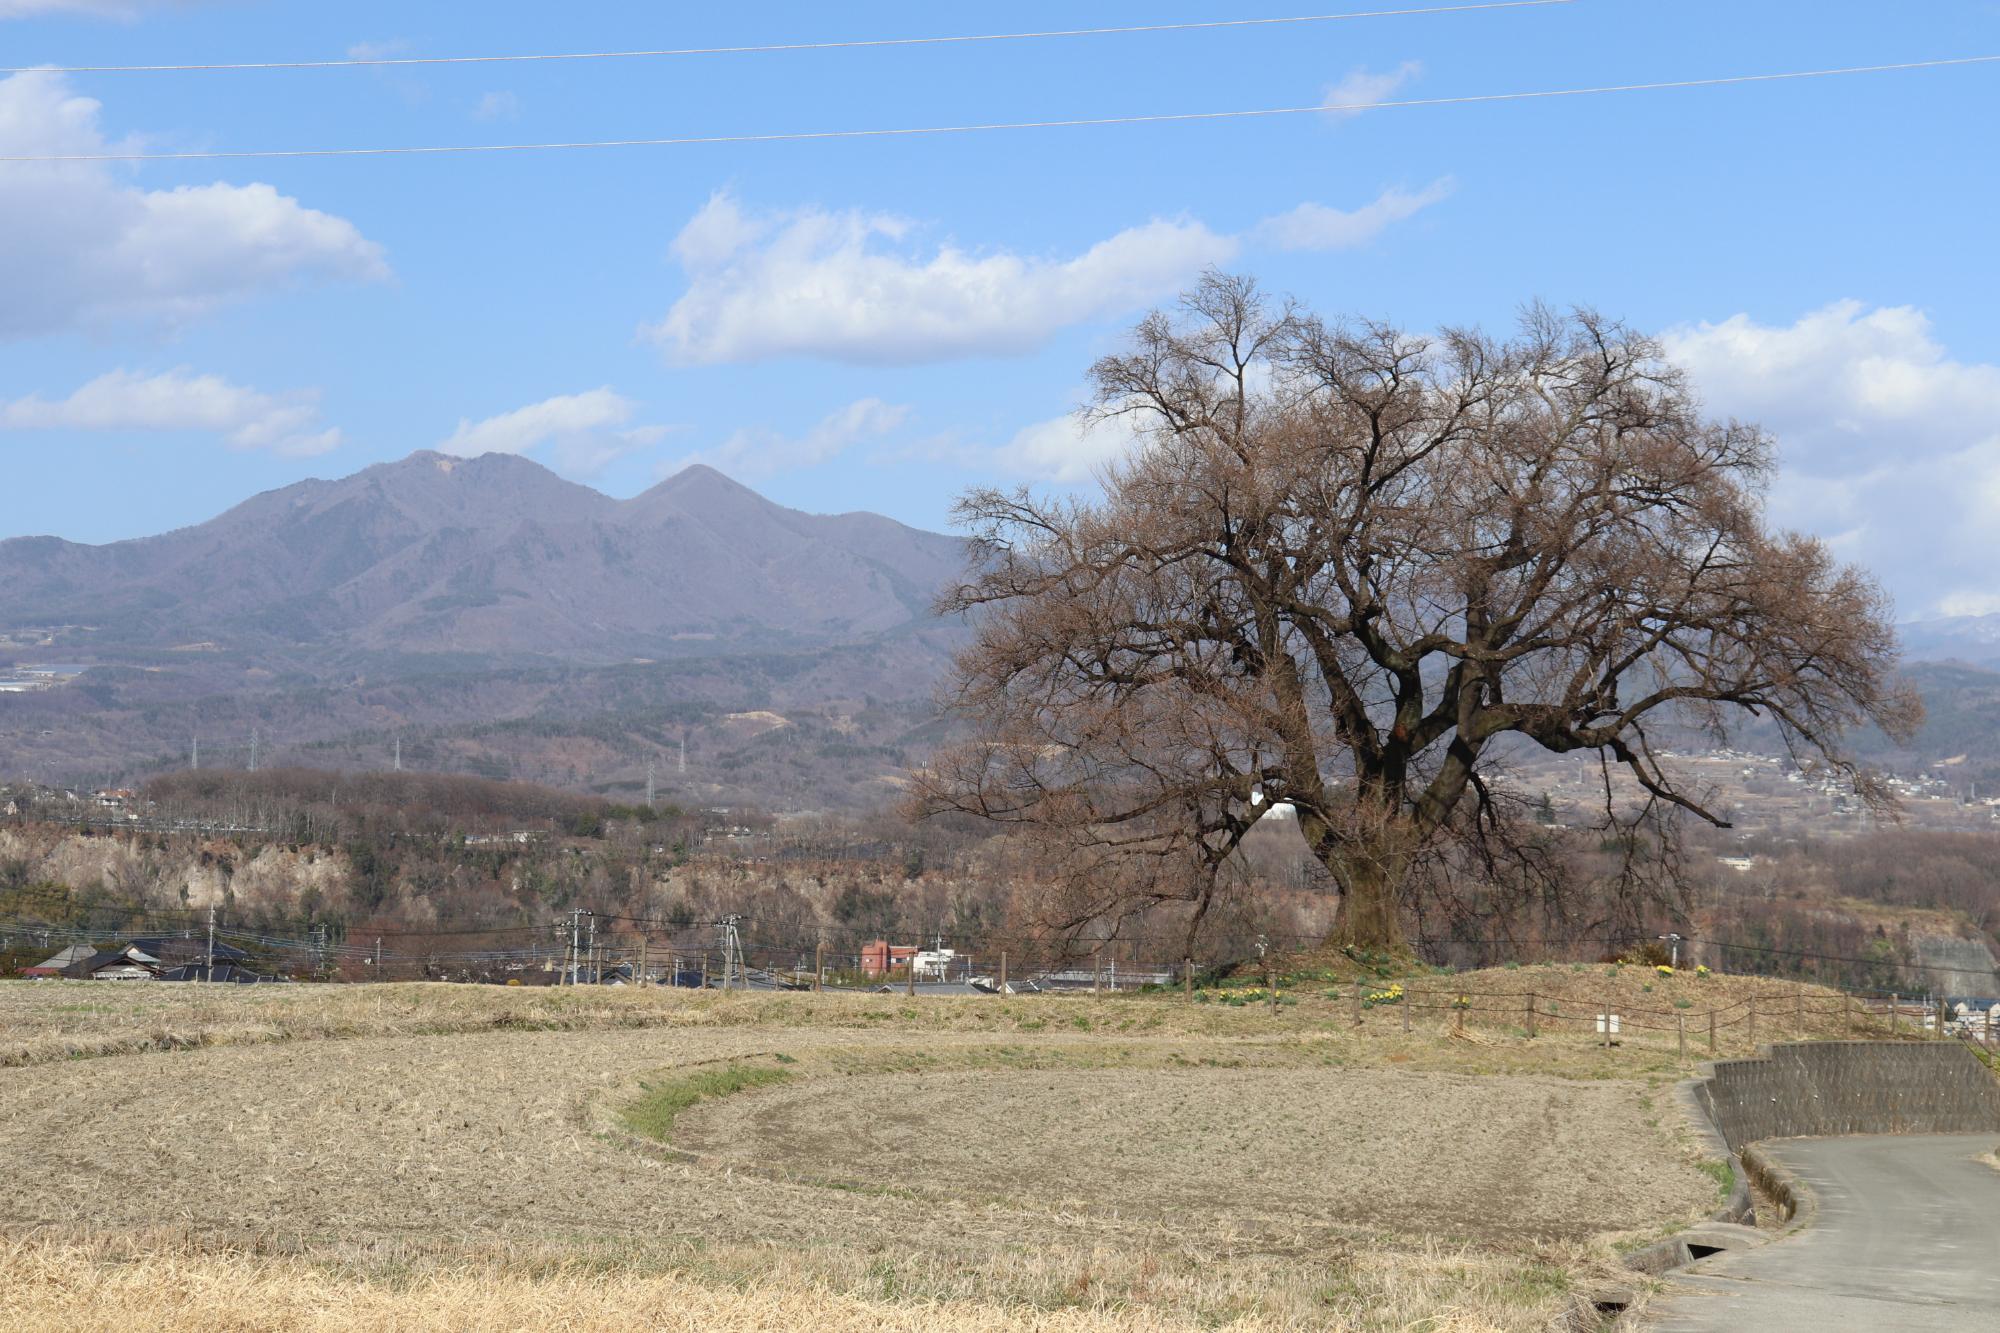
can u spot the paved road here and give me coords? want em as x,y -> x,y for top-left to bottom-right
1646,1134 -> 2000,1331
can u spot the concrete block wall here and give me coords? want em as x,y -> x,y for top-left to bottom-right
1696,1040 -> 2000,1151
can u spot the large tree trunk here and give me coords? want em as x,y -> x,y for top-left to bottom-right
1330,857 -> 1409,956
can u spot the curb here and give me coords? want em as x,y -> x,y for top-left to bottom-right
1738,1140 -> 1813,1229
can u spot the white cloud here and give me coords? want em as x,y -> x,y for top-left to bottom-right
0,368 -> 339,456
670,398 -> 910,477
471,90 -> 519,121
644,191 -> 1237,366
440,388 -> 665,476
0,1 -> 188,16
1255,179 -> 1454,251
1663,302 -> 2000,619
1322,61 -> 1421,118
989,411 -> 1143,484
1664,303 -> 2000,475
0,71 -> 387,338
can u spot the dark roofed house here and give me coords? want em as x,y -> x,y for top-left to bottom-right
126,937 -> 251,970
64,945 -> 166,981
159,962 -> 270,984
20,944 -> 96,978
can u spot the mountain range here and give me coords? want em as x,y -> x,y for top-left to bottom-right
0,451 -> 964,667
0,452 -> 971,806
1895,614 -> 2000,672
9,451 -> 2000,810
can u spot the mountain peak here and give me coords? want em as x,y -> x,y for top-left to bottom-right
657,462 -> 756,496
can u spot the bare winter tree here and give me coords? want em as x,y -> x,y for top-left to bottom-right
914,273 -> 1919,957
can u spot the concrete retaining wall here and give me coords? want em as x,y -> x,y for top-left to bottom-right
1695,1040 -> 2000,1151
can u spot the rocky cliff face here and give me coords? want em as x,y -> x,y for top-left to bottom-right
1908,932 -> 2000,999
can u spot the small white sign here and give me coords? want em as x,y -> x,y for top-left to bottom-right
1595,1013 -> 1621,1035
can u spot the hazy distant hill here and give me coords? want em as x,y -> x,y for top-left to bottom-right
0,452 -> 964,666
1898,615 -> 2000,671
0,453 -> 971,806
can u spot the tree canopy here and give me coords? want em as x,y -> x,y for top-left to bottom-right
917,273 -> 1919,956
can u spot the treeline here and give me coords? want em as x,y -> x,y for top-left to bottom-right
141,767 -> 686,840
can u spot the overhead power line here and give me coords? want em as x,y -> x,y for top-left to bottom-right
2,53 -> 1992,163
4,2 -> 1574,75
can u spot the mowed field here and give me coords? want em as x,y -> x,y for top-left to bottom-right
0,972 -> 1834,1331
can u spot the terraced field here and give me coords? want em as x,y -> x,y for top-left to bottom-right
0,978 -> 1777,1330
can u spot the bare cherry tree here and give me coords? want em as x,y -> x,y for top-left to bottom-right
915,273 -> 1918,956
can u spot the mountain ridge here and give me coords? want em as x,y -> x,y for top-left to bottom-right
0,451 -> 967,666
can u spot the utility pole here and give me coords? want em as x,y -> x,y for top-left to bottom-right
249,727 -> 259,773
570,908 -> 582,987
586,912 -> 596,984
191,729 -> 199,771
645,761 -> 656,811
205,903 -> 216,984
393,736 -> 402,772
718,915 -> 743,991
678,735 -> 686,775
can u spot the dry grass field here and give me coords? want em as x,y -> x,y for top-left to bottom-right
0,968 -> 1874,1331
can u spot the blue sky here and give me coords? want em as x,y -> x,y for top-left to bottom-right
2,0 -> 1998,617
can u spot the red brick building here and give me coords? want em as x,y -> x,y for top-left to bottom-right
859,941 -> 917,977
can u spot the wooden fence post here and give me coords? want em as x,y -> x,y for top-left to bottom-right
999,950 -> 1008,995
1526,992 -> 1537,1039
1402,988 -> 1412,1034
1747,998 -> 1756,1052
1183,957 -> 1192,1003
1708,1008 -> 1716,1055
813,941 -> 823,992
637,935 -> 648,987
1677,1012 -> 1687,1061
700,951 -> 708,990
1266,959 -> 1277,1013
1095,949 -> 1104,999
1351,982 -> 1363,1027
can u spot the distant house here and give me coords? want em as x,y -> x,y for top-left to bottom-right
872,981 -> 990,997
64,946 -> 167,981
20,944 -> 96,978
127,937 -> 250,970
860,941 -> 918,977
159,963 -> 269,984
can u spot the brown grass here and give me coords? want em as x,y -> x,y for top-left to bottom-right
0,1228 -> 1618,1332
0,972 -> 1858,1330
0,965 -> 1876,1071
